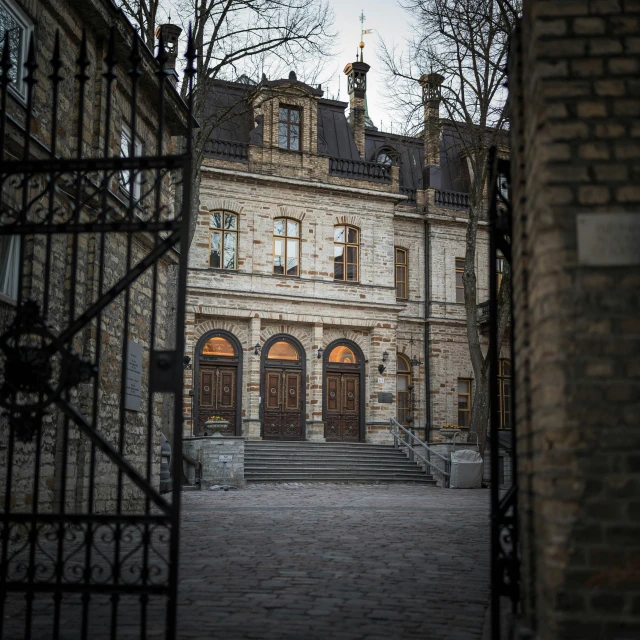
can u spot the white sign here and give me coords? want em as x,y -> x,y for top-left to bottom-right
577,213 -> 640,266
124,340 -> 142,412
377,377 -> 385,384
218,455 -> 233,463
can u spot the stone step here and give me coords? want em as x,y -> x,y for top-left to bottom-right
245,460 -> 424,469
245,442 -> 396,450
246,468 -> 431,478
244,452 -> 410,461
247,475 -> 437,484
246,465 -> 426,473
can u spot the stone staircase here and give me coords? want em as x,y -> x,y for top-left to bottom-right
245,441 -> 437,485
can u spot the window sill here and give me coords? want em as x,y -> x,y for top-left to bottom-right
332,279 -> 361,285
0,292 -> 18,306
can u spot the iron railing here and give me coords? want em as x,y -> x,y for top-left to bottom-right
400,187 -> 417,204
435,189 -> 471,209
204,139 -> 249,162
329,157 -> 391,183
389,418 -> 451,486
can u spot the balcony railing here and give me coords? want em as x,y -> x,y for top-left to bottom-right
204,139 -> 249,162
329,157 -> 391,183
435,189 -> 470,209
400,187 -> 417,205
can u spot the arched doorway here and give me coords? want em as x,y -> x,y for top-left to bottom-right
396,353 -> 411,426
261,335 -> 306,440
323,341 -> 365,442
194,331 -> 242,435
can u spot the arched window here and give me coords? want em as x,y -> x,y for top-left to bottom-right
498,359 -> 512,429
395,248 -> 408,300
210,211 -> 238,270
267,340 -> 299,361
376,149 -> 399,166
333,225 -> 359,282
396,354 -> 411,425
201,336 -> 235,357
328,345 -> 358,364
273,218 -> 300,276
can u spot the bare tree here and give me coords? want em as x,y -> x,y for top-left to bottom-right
381,0 -> 520,454
119,0 -> 334,242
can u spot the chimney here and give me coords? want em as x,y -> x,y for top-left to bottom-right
344,54 -> 370,158
155,23 -> 182,86
418,73 -> 444,190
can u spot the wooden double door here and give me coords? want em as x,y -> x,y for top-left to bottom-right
198,365 -> 236,434
325,371 -> 361,442
263,368 -> 304,440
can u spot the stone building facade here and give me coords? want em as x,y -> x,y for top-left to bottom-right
509,0 -> 640,637
186,58 -> 509,446
0,0 -> 190,513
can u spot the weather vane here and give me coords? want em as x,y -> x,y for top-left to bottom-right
358,10 -> 373,62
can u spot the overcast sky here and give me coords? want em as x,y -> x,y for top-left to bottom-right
327,0 -> 411,132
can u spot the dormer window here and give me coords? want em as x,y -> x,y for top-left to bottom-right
278,106 -> 300,151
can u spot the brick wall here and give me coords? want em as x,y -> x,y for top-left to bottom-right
510,1 -> 640,637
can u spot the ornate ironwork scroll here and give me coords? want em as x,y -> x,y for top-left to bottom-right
0,23 -> 195,639
488,144 -> 520,638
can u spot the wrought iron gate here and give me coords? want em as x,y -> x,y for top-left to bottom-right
0,25 -> 194,639
488,145 -> 520,638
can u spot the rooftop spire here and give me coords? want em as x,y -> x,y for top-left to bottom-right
358,10 -> 372,63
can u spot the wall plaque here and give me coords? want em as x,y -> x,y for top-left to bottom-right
577,213 -> 640,266
377,392 -> 393,404
218,455 -> 233,463
124,340 -> 143,412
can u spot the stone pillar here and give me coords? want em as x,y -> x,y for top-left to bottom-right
155,23 -> 182,86
183,309 -> 197,437
418,73 -> 444,191
307,322 -> 325,441
366,323 -> 396,445
344,60 -> 370,158
243,315 -> 262,439
182,435 -> 246,489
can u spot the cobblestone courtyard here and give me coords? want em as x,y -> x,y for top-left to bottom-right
177,484 -> 491,639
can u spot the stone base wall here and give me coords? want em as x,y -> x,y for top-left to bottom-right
183,436 -> 246,489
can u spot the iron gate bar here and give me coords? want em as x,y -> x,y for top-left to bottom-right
0,21 -> 195,640
488,145 -> 520,638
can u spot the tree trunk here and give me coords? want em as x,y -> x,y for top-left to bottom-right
469,371 -> 489,457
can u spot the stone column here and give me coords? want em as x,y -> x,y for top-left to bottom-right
243,314 -> 262,439
366,323 -> 396,445
418,73 -> 444,192
344,60 -> 370,158
183,309 -> 197,437
307,322 -> 325,441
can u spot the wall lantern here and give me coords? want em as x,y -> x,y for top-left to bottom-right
254,343 -> 261,355
410,356 -> 423,367
382,351 -> 389,362
183,355 -> 192,370
317,347 -> 324,359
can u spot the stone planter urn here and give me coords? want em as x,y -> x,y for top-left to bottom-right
439,427 -> 470,444
204,420 -> 230,437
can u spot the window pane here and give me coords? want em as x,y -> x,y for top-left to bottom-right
210,249 -> 220,269
290,109 -> 300,123
279,107 -> 288,121
458,396 -> 469,409
334,226 -> 344,243
347,264 -> 357,281
287,239 -> 298,275
397,356 -> 410,372
397,282 -> 406,299
457,380 -> 469,393
347,227 -> 358,243
210,231 -> 220,250
274,238 -> 284,256
334,263 -> 343,280
456,271 -> 463,288
346,246 -> 357,264
278,123 -> 288,148
396,249 -> 406,264
458,411 -> 469,427
202,336 -> 235,356
223,233 -> 236,269
287,220 -> 299,237
290,125 -> 299,150
456,288 -> 465,303
397,376 -> 407,391
329,345 -> 357,363
0,10 -> 21,84
0,235 -> 19,298
334,245 -> 344,262
396,265 -> 405,283
210,212 -> 222,229
274,219 -> 285,236
456,259 -> 465,269
224,213 -> 237,230
268,340 -> 299,360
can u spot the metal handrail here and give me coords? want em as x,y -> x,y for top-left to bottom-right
389,418 -> 450,484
